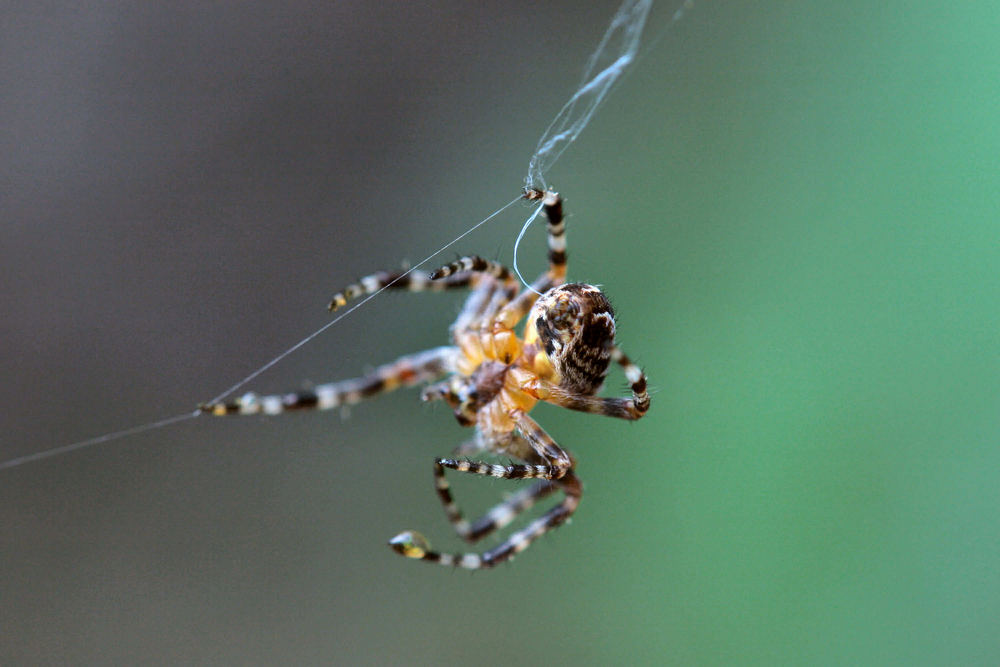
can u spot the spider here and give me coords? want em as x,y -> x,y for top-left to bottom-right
200,189 -> 650,569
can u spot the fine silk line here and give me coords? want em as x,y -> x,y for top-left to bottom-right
511,201 -> 546,296
513,0 -> 654,291
0,411 -> 200,471
525,0 -> 653,192
0,196 -> 522,471
512,0 -> 697,292
202,194 -> 524,407
4,0 -> 696,470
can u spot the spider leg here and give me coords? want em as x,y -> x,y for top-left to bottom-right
511,409 -> 574,470
610,344 -> 651,416
530,345 -> 650,420
432,452 -> 558,543
496,190 -> 567,328
419,380 -> 461,409
328,269 -> 473,312
390,412 -> 579,569
419,377 -> 480,427
430,256 -> 521,331
452,273 -> 513,333
200,346 -> 457,416
389,464 -> 581,569
540,190 -> 568,284
431,255 -> 514,283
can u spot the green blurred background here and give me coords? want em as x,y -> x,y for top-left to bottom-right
3,1 -> 998,664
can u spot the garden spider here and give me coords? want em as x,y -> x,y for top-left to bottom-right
200,189 -> 650,569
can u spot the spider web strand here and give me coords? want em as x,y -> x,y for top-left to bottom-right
3,1 -> 701,470
0,411 -> 200,471
525,0 -> 653,192
0,196 -> 522,471
202,195 -> 523,407
512,201 -> 546,295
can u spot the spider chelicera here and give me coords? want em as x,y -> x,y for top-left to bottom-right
201,190 -> 650,569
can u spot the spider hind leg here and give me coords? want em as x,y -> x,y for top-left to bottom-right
388,457 -> 580,569
437,467 -> 558,544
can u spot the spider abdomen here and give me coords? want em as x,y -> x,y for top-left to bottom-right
525,283 -> 615,396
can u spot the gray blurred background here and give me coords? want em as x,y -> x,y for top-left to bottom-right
3,2 -> 999,664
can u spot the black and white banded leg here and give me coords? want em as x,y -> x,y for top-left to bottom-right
388,460 -> 581,569
531,345 -> 651,420
200,346 -> 457,416
431,456 -> 558,543
496,189 -> 568,328
327,269 -> 475,312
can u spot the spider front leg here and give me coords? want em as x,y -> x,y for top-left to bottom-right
496,189 -> 568,328
200,346 -> 457,416
428,256 -> 520,333
327,269 -> 474,312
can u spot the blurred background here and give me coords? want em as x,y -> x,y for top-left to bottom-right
3,1 -> 998,664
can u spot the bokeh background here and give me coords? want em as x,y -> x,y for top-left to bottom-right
3,1 -> 998,664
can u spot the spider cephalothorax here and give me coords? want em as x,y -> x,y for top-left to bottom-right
202,190 -> 650,569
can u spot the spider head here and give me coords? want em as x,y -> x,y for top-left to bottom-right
526,283 -> 615,395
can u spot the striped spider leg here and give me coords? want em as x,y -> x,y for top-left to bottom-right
200,189 -> 650,570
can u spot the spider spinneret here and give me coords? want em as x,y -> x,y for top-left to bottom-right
200,190 -> 650,569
